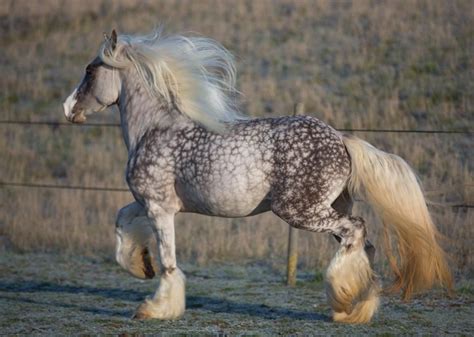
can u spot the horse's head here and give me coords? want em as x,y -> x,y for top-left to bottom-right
63,30 -> 121,123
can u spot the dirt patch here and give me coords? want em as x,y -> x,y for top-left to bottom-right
0,252 -> 472,335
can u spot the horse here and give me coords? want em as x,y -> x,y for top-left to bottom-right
63,28 -> 452,323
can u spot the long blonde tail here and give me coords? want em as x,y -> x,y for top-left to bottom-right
342,134 -> 452,299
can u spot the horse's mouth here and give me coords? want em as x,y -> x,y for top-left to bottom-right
68,111 -> 86,124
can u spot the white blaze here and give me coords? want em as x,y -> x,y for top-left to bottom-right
63,88 -> 78,119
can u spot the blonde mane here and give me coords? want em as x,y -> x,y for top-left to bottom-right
99,29 -> 246,131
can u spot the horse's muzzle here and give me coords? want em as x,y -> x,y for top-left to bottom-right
67,111 -> 86,123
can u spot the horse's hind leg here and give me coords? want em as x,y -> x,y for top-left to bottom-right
332,190 -> 376,268
272,203 -> 380,323
324,216 -> 380,324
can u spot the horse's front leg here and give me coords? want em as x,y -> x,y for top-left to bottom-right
115,202 -> 159,279
133,211 -> 186,320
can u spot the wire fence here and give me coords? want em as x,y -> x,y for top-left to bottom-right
1,120 -> 472,134
0,119 -> 472,209
1,181 -> 471,209
0,181 -> 129,192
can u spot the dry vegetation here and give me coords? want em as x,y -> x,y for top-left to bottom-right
0,0 -> 472,281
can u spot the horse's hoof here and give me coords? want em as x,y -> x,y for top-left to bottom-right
132,303 -> 154,320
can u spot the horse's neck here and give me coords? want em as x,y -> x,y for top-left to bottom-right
118,71 -> 189,152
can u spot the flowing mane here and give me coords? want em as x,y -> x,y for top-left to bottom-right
99,29 -> 246,131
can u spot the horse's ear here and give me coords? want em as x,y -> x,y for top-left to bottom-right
111,29 -> 118,50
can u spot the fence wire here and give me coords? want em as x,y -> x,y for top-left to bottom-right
1,181 -> 471,209
0,119 -> 472,209
0,120 -> 472,134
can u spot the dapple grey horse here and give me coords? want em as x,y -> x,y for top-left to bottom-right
63,29 -> 452,323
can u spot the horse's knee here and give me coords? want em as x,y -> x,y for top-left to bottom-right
116,202 -> 146,228
115,215 -> 159,279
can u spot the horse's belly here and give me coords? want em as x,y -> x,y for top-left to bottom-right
177,169 -> 271,217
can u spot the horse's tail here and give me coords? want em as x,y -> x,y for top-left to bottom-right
342,134 -> 452,299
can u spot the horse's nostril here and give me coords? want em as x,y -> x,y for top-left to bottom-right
72,112 -> 86,123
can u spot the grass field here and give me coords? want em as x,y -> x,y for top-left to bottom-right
1,252 -> 473,335
0,0 -> 473,323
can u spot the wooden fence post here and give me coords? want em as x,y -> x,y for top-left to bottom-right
286,102 -> 304,286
